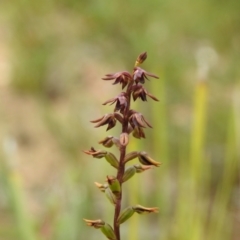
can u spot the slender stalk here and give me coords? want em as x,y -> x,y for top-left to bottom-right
83,52 -> 160,240
114,147 -> 125,240
114,82 -> 133,240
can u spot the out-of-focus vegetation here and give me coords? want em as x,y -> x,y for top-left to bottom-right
0,0 -> 239,240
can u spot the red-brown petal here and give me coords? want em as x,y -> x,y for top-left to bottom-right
94,115 -> 111,128
142,117 -> 152,128
90,115 -> 106,123
145,72 -> 159,79
102,98 -> 117,105
114,113 -> 123,123
106,118 -> 116,131
146,92 -> 159,101
135,114 -> 147,128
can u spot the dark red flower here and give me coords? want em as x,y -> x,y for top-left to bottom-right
102,71 -> 132,89
133,67 -> 158,84
102,92 -> 128,114
132,127 -> 146,139
90,113 -> 123,131
128,110 -> 152,129
131,84 -> 159,102
91,113 -> 118,131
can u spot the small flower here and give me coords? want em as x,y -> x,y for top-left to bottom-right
84,219 -> 117,240
83,219 -> 105,228
129,110 -> 152,129
133,205 -> 159,214
135,52 -> 147,66
94,182 -> 117,205
102,92 -> 128,114
91,113 -> 117,131
99,136 -> 122,149
138,151 -> 161,167
83,147 -> 107,158
132,127 -> 146,139
84,148 -> 118,168
98,136 -> 114,148
131,84 -> 159,102
102,71 -> 132,89
133,67 -> 158,84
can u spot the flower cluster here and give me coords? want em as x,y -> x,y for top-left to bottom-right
83,52 -> 160,240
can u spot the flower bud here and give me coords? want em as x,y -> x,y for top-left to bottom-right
117,206 -> 135,225
107,176 -> 121,197
138,151 -> 161,167
133,205 -> 159,214
135,52 -> 147,66
101,223 -> 117,240
83,219 -> 105,229
122,166 -> 136,182
124,151 -> 139,163
105,152 -> 119,169
119,132 -> 129,146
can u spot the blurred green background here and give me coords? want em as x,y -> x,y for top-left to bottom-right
0,0 -> 239,240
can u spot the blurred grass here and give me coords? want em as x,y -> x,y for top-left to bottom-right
0,0 -> 239,239
0,142 -> 36,240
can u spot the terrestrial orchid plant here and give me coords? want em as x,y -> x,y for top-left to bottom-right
83,52 -> 161,240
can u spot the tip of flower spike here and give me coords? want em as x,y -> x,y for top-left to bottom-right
135,52 -> 147,66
